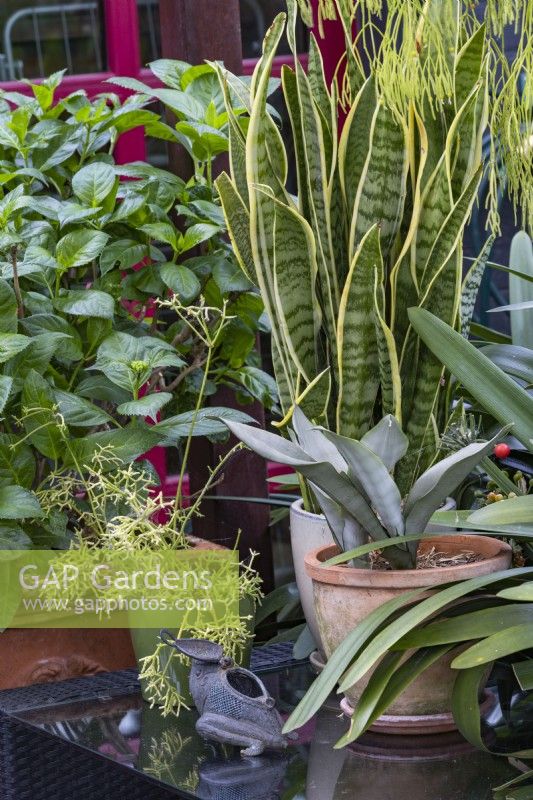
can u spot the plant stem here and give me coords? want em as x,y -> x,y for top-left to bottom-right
11,246 -> 24,318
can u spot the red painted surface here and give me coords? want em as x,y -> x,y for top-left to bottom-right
310,0 -> 347,88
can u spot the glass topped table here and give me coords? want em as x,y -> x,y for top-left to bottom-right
0,649 -> 531,800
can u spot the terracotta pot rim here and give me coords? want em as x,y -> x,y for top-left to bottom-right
304,535 -> 513,588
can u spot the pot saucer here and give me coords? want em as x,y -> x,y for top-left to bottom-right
340,689 -> 496,736
309,650 -> 326,673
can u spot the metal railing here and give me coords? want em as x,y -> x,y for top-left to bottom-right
1,0 -> 160,81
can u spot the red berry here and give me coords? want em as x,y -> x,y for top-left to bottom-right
493,443 -> 511,459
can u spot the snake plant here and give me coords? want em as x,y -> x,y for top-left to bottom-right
215,0 -> 490,496
221,409 -> 506,569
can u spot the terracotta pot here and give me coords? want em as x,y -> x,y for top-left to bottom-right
305,535 -> 512,732
0,628 -> 136,690
290,498 -> 457,657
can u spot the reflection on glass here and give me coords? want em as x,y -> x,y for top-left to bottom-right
0,0 -> 105,80
13,668 -> 532,800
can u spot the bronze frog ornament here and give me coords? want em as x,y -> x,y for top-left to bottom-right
159,632 -> 291,757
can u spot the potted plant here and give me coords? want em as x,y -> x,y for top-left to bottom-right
210,0 -> 533,652
0,68 -> 267,687
277,314 -> 533,747
220,407 -> 514,731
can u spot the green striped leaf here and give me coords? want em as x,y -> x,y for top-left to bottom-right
449,84 -> 486,201
307,34 -> 332,134
454,24 -> 486,112
374,269 -> 402,421
413,156 -> 452,288
215,172 -> 256,282
338,76 -> 376,222
349,102 -> 408,263
272,199 -> 319,382
336,224 -> 382,438
421,165 -> 483,293
461,235 -> 495,336
246,16 -> 296,401
281,65 -> 310,220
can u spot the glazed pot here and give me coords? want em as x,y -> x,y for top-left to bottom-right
305,535 -> 512,733
290,497 -> 457,656
290,500 -> 333,652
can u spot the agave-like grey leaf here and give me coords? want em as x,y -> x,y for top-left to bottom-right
404,428 -> 510,533
361,414 -> 408,471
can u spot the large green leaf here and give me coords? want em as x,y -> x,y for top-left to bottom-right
395,603 -> 533,648
430,509 -> 533,538
408,307 -> 533,450
508,231 -> 533,348
338,76 -> 376,223
452,629 -> 531,760
20,314 -> 83,363
67,425 -> 162,469
282,588 -> 427,733
56,229 -> 109,268
513,661 -> 533,692
0,434 -> 35,488
0,485 -> 42,519
54,389 -> 112,427
55,289 -> 115,319
451,622 -> 533,669
336,567 -> 533,694
117,392 -> 172,422
0,279 -> 17,333
72,162 -> 116,207
349,103 -> 408,263
159,263 -> 201,303
153,407 -> 255,445
360,415 -> 408,471
321,429 -> 404,537
0,334 -> 31,363
468,496 -> 533,526
21,370 -> 63,460
0,524 -> 32,549
498,583 -> 533,602
215,172 -> 255,282
478,344 -> 533,384
0,376 -> 12,414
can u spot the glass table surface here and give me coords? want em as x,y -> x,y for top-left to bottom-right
5,663 -> 533,800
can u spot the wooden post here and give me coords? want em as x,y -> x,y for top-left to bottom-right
158,0 -> 274,591
158,0 -> 243,177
